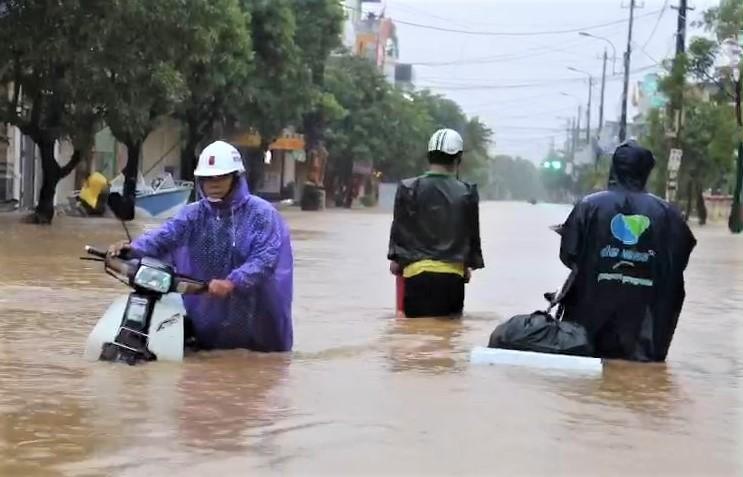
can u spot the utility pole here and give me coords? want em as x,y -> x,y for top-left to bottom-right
568,118 -> 576,161
666,0 -> 692,205
724,34 -> 743,232
586,76 -> 593,144
619,0 -> 640,142
598,49 -> 607,137
575,105 -> 582,154
730,67 -> 742,233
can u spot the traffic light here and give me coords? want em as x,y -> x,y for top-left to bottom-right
542,160 -> 563,170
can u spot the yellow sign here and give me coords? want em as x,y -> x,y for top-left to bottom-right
231,129 -> 305,151
270,134 -> 305,151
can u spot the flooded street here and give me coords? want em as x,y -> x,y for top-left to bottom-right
1,202 -> 741,476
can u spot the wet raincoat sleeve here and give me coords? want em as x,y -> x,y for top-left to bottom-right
466,184 -> 485,270
387,182 -> 410,265
226,207 -> 282,291
668,207 -> 696,272
559,201 -> 588,268
130,205 -> 196,258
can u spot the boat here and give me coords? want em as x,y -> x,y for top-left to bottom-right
109,172 -> 194,219
69,172 -> 194,220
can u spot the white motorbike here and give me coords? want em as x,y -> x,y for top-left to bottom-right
82,246 -> 207,365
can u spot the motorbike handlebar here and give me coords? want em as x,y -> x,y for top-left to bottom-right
85,246 -> 108,259
85,245 -> 208,294
175,278 -> 209,294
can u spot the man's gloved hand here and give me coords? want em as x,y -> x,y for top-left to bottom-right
108,240 -> 131,257
208,279 -> 235,298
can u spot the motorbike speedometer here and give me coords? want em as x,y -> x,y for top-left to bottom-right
125,296 -> 149,324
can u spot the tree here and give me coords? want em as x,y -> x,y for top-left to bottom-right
175,0 -> 253,181
92,0 -> 196,219
644,0 -> 741,224
0,0 -> 103,223
642,108 -> 670,196
292,0 -> 344,157
677,98 -> 737,223
490,155 -> 544,201
540,149 -> 572,203
459,116 -> 494,187
235,0 -> 306,189
323,55 -> 395,196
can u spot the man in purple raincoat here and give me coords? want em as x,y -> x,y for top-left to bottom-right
109,141 -> 293,352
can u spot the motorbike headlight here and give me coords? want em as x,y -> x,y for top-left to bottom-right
133,265 -> 173,293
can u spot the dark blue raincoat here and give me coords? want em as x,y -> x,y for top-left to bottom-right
559,142 -> 696,361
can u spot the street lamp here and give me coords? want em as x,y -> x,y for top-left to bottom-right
722,37 -> 742,233
567,67 -> 593,144
578,32 -> 617,74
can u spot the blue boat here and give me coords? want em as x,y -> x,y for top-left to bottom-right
109,173 -> 194,219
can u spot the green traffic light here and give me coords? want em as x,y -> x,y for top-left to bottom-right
551,160 -> 562,170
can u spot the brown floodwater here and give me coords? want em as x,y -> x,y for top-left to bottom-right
0,202 -> 741,476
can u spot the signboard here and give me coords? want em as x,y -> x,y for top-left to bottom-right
666,148 -> 683,202
269,133 -> 305,151
668,148 -> 683,173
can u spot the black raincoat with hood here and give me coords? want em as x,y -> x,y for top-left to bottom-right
558,141 -> 696,362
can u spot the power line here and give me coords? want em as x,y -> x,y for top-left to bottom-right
386,2 -> 472,29
409,39 -> 591,66
416,75 -> 590,85
392,10 -> 663,37
642,0 -> 669,50
342,4 -> 662,37
416,64 -> 660,91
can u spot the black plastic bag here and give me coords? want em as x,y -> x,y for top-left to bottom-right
488,310 -> 594,357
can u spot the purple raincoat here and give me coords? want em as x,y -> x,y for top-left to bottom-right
130,175 -> 293,351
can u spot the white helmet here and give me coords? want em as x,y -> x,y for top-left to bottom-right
428,128 -> 464,155
194,140 -> 245,177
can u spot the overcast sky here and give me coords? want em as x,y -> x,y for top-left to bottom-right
364,0 -> 719,162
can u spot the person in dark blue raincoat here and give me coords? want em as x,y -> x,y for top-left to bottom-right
558,141 -> 696,362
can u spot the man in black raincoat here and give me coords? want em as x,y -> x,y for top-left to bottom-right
558,141 -> 696,362
388,128 -> 485,318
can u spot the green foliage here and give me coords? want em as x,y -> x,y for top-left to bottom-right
175,0 -> 254,172
321,55 -> 494,192
489,155 -> 544,201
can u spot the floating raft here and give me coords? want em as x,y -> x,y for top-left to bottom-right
470,346 -> 603,374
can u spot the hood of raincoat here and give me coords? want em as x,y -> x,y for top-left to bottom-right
196,173 -> 250,209
607,141 -> 656,192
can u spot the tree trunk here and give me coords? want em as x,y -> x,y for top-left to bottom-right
118,141 -> 141,221
32,139 -> 61,224
695,181 -> 707,226
27,139 -> 85,224
181,134 -> 199,183
683,178 -> 693,222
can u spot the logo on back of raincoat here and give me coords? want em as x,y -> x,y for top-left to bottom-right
610,214 -> 650,245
